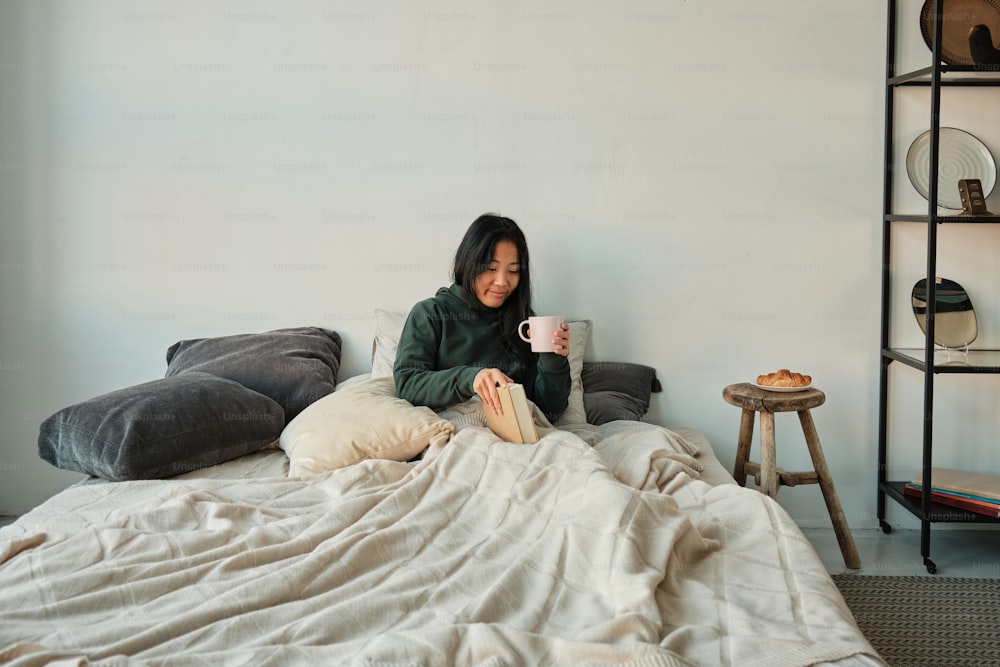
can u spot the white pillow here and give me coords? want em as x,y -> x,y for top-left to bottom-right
371,309 -> 407,378
371,308 -> 590,425
278,377 -> 454,476
554,319 -> 591,426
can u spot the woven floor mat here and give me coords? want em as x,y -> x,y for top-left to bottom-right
832,574 -> 1000,667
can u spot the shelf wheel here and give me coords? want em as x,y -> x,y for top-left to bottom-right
924,557 -> 937,574
879,520 -> 892,534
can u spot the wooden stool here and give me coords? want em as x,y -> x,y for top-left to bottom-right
723,382 -> 861,570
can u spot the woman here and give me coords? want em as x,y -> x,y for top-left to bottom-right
394,213 -> 571,421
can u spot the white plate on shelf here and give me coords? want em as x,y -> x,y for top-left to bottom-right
752,382 -> 813,393
906,127 -> 997,211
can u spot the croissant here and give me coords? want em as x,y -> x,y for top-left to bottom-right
756,368 -> 811,387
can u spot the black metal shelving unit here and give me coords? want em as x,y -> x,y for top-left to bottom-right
877,0 -> 1000,575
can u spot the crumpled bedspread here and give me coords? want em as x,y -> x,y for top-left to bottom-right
0,418 -> 878,666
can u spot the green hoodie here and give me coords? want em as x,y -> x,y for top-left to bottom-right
394,284 -> 571,420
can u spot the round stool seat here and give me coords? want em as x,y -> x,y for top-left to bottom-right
723,382 -> 825,412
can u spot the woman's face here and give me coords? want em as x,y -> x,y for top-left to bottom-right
475,239 -> 520,308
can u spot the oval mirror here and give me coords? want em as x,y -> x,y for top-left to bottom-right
911,277 -> 978,349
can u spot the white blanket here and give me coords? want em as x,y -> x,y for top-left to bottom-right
0,421 -> 879,666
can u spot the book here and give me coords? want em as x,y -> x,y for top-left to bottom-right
484,384 -> 538,444
910,467 -> 1000,503
903,483 -> 1000,518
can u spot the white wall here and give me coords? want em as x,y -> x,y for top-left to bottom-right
1,1 -> 993,533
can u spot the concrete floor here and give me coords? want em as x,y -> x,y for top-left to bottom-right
802,526 -> 1000,578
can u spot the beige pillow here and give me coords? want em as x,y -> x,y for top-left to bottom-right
278,377 -> 454,476
554,319 -> 591,426
371,308 -> 590,425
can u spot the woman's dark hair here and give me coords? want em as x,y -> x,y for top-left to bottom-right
453,213 -> 534,363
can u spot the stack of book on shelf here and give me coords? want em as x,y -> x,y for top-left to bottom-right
904,467 -> 1000,518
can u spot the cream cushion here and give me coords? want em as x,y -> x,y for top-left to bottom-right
278,377 -> 455,476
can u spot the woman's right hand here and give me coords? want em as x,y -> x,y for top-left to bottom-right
474,368 -> 514,415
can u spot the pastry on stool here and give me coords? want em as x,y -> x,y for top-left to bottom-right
756,368 -> 811,387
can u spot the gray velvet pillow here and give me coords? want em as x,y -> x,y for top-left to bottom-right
165,326 -> 342,423
583,391 -> 649,426
38,372 -> 284,481
581,362 -> 660,398
581,362 -> 661,425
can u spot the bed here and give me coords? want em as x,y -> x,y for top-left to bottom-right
0,323 -> 883,666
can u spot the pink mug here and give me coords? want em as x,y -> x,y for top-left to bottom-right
518,316 -> 564,353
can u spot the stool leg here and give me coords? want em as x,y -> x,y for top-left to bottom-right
798,410 -> 861,570
759,411 -> 779,498
733,408 -> 755,486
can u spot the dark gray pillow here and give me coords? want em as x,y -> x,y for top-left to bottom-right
581,362 -> 660,400
165,326 -> 342,423
581,362 -> 661,425
584,390 -> 649,426
38,372 -> 284,481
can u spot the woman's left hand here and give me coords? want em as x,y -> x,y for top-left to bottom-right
551,322 -> 570,357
